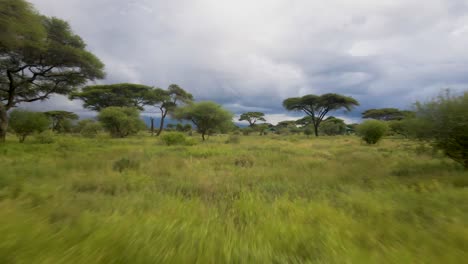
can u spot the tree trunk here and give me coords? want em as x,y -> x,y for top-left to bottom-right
150,117 -> 154,136
314,125 -> 319,137
201,132 -> 205,141
0,105 -> 8,143
156,111 -> 167,136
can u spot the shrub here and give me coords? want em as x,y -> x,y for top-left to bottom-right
225,134 -> 240,144
304,127 -> 314,137
80,122 -> 102,138
356,120 -> 388,144
113,158 -> 140,173
9,109 -> 50,142
98,107 -> 145,138
409,91 -> 468,168
161,132 -> 187,146
34,130 -> 55,144
242,127 -> 253,136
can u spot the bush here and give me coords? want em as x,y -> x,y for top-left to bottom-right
9,109 -> 50,142
242,127 -> 253,136
80,122 -> 102,138
409,91 -> 468,168
34,130 -> 55,144
225,134 -> 240,144
161,132 -> 188,146
356,120 -> 388,144
304,127 -> 314,137
113,158 -> 140,173
98,107 -> 145,138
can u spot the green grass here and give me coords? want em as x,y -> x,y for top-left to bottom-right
0,133 -> 467,263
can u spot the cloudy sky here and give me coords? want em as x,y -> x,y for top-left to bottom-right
27,0 -> 468,124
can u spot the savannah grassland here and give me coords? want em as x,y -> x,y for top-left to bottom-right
0,133 -> 467,263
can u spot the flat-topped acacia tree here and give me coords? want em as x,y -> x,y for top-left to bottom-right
283,93 -> 359,137
239,112 -> 266,127
70,83 -> 152,111
0,0 -> 105,142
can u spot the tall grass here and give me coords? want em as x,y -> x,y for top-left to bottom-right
0,134 -> 467,263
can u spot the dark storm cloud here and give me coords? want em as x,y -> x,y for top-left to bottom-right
25,0 -> 468,123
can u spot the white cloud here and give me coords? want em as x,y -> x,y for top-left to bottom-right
26,0 -> 468,116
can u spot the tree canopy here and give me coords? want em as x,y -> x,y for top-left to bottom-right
98,107 -> 145,138
144,84 -> 193,136
283,93 -> 359,136
70,83 -> 152,111
408,91 -> 468,168
9,109 -> 49,142
362,108 -> 414,121
44,110 -> 78,132
174,101 -> 233,140
239,112 -> 266,127
0,0 -> 105,141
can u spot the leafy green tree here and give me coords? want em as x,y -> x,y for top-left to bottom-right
283,93 -> 359,137
70,83 -> 152,111
409,91 -> 468,168
80,122 -> 102,138
239,112 -> 266,127
98,107 -> 145,138
144,84 -> 193,136
319,116 -> 347,136
0,0 -> 105,142
362,108 -> 414,121
276,120 -> 297,129
44,111 -> 78,133
9,109 -> 49,142
356,120 -> 388,144
174,101 -> 233,140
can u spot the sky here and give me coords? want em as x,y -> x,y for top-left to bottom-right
26,0 -> 468,124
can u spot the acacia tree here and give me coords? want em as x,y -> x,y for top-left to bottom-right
70,83 -> 152,111
44,110 -> 78,132
283,93 -> 359,137
9,109 -> 49,142
0,0 -> 105,142
144,84 -> 193,136
174,101 -> 233,140
362,108 -> 414,121
239,112 -> 266,127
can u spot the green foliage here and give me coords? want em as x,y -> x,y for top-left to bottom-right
357,120 -> 388,144
70,83 -> 152,111
409,91 -> 468,168
175,123 -> 192,132
161,132 -> 188,146
144,84 -> 193,136
319,117 -> 346,136
113,158 -> 140,173
43,111 -> 78,133
174,101 -> 233,140
303,127 -> 314,136
9,109 -> 49,142
362,108 -> 414,121
239,112 -> 266,127
283,93 -> 359,136
0,0 -> 104,141
34,130 -> 55,144
242,127 -> 254,135
225,134 -> 241,144
98,107 -> 145,138
80,122 -> 102,138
